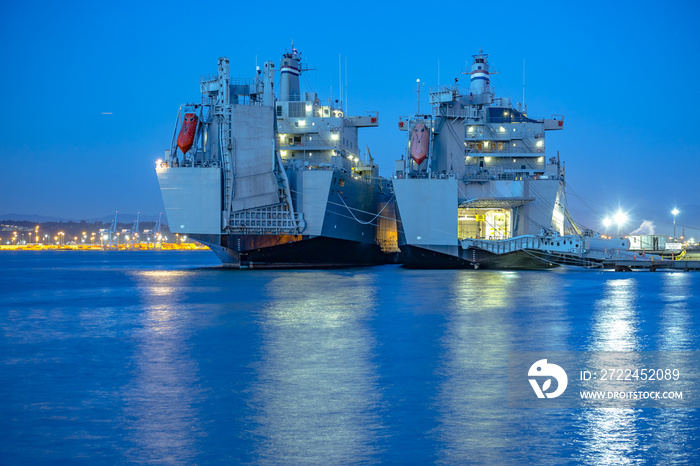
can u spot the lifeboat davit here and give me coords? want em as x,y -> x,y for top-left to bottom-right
410,123 -> 429,165
176,113 -> 198,155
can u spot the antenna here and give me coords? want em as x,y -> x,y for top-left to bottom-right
438,59 -> 440,87
339,54 -> 342,111
522,59 -> 525,111
416,78 -> 421,114
345,56 -> 348,114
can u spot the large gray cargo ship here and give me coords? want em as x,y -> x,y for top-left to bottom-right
393,50 -> 569,269
156,45 -> 398,267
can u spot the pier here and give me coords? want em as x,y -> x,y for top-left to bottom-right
602,259 -> 700,272
0,243 -> 209,251
462,234 -> 700,271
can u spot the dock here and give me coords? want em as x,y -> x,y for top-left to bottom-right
602,259 -> 700,272
0,243 -> 210,251
462,233 -> 700,271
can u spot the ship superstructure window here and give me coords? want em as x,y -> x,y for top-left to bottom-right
276,105 -> 282,116
488,108 -> 538,124
289,102 -> 305,117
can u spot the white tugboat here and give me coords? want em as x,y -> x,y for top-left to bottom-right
156,44 -> 398,267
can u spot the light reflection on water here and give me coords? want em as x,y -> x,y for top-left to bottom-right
573,273 -> 699,464
590,277 -> 640,351
659,272 -> 692,350
122,270 -> 204,463
2,252 -> 699,463
434,271 -> 578,463
435,271 -> 520,463
247,271 -> 383,463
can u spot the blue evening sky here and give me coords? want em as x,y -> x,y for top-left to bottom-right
1,0 -> 698,238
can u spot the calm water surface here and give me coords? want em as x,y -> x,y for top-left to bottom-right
1,250 -> 699,463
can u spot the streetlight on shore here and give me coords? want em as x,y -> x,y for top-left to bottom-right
672,208 -> 679,241
602,217 -> 612,237
614,211 -> 627,238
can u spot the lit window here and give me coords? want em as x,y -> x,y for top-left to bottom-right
485,157 -> 491,162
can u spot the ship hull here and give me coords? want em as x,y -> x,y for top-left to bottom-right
176,170 -> 398,268
393,175 -> 563,270
193,234 -> 390,268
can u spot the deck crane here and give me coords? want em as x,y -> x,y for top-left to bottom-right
154,213 -> 162,248
132,212 -> 140,248
109,212 -> 119,248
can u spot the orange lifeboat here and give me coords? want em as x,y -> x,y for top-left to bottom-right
410,123 -> 429,165
176,113 -> 198,155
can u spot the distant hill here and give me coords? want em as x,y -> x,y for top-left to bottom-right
0,213 -> 68,223
0,212 -> 168,225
